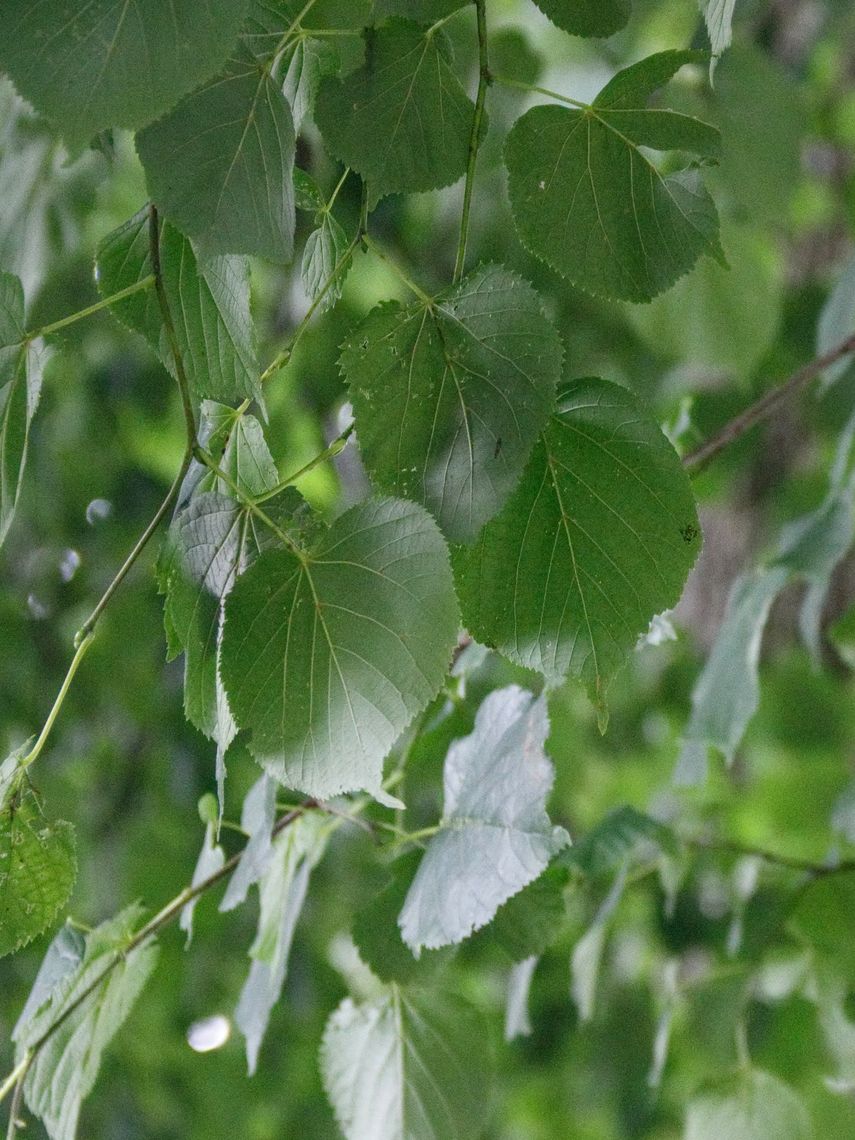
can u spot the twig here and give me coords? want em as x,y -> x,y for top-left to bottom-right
682,332 -> 855,474
686,834 -> 855,877
453,0 -> 490,283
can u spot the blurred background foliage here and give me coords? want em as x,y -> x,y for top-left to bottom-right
4,0 -> 855,1136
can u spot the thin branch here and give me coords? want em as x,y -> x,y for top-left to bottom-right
453,0 -> 490,283
254,424 -> 354,504
686,835 -> 855,877
17,632 -> 95,773
0,801 -> 317,1120
4,1065 -> 27,1140
491,72 -> 588,110
682,332 -> 855,474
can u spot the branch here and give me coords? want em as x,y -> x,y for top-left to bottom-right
686,834 -> 855,877
452,0 -> 490,283
1,801 -> 317,1120
682,332 -> 855,474
25,276 -> 156,342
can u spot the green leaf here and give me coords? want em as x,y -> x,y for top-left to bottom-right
302,212 -> 351,312
0,0 -> 250,152
504,50 -> 722,302
532,0 -> 631,39
0,783 -> 77,958
315,21 -> 476,204
817,253 -> 855,391
455,378 -> 701,713
562,806 -> 676,878
344,265 -> 563,542
235,814 -> 327,1074
353,852 -> 453,984
284,37 -> 340,132
400,686 -> 568,953
676,567 -> 790,784
486,863 -> 569,962
221,497 -> 460,799
684,1069 -> 814,1140
95,211 -> 262,405
1,272 -> 42,548
136,50 -> 296,261
321,985 -> 491,1140
247,0 -> 373,48
294,168 -> 326,213
14,904 -> 160,1140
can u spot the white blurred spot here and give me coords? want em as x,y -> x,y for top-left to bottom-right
186,1014 -> 231,1053
86,498 -> 112,525
58,548 -> 81,583
26,593 -> 49,620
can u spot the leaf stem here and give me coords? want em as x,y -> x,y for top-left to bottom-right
259,235 -> 359,383
324,167 -> 350,214
4,1061 -> 28,1140
255,424 -> 354,504
361,234 -> 434,307
492,72 -> 588,110
682,332 -> 855,474
0,1060 -> 29,1113
685,834 -> 855,877
27,276 -> 156,342
453,0 -> 490,283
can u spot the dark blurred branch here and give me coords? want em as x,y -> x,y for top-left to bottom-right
687,834 -> 855,877
683,332 -> 855,475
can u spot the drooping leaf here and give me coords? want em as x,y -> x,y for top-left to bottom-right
95,211 -> 262,405
0,0 -> 251,152
235,814 -> 327,1074
344,266 -> 562,541
532,0 -> 631,39
315,21 -> 476,204
302,212 -> 351,312
699,0 -> 738,68
14,905 -> 160,1140
399,687 -> 569,953
13,923 -> 85,1032
684,1068 -> 814,1140
455,378 -> 701,714
817,253 -> 855,391
504,50 -> 722,302
1,271 -> 43,548
179,822 -> 225,946
675,567 -> 790,784
221,497 -> 460,799
220,774 -> 277,912
136,49 -> 296,261
562,806 -> 677,878
0,783 -> 76,958
284,37 -> 340,132
505,956 -> 538,1041
321,985 -> 490,1140
571,866 -> 626,1021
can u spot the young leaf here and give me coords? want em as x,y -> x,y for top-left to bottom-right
504,50 -> 722,302
0,783 -> 76,958
284,37 -> 340,132
532,0 -> 631,39
0,0 -> 251,152
684,1068 -> 813,1140
343,265 -> 563,541
136,49 -> 296,261
221,497 -> 460,799
571,867 -> 626,1021
95,211 -> 262,405
455,378 -> 701,714
1,272 -> 43,548
399,687 -> 569,954
321,985 -> 491,1140
14,904 -> 160,1140
302,213 -> 351,312
699,0 -> 738,68
675,567 -> 790,785
235,814 -> 327,1074
315,21 -> 476,204
505,956 -> 538,1042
